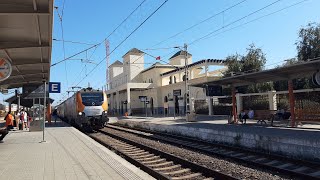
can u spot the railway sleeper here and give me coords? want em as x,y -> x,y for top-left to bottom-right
171,173 -> 202,180
121,148 -> 143,153
163,168 -> 191,176
135,156 -> 160,162
115,143 -> 131,147
121,146 -> 140,150
124,150 -> 147,156
147,161 -> 174,168
154,164 -> 181,171
132,153 -> 154,159
142,158 -> 166,165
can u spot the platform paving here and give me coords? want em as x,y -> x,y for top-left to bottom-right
0,120 -> 154,180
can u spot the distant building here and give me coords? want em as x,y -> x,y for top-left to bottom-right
106,48 -> 227,116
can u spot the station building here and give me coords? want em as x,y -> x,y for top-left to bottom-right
106,48 -> 227,116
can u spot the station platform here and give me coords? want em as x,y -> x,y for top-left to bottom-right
0,120 -> 154,180
112,115 -> 320,163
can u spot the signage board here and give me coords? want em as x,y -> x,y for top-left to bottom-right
205,85 -> 222,96
49,82 -> 61,93
173,89 -> 181,96
0,57 -> 12,82
139,96 -> 147,102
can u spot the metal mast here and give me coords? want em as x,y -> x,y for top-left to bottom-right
105,39 -> 110,91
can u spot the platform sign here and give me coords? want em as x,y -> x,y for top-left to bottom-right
49,82 -> 61,93
0,58 -> 12,82
205,85 -> 222,96
139,96 -> 147,102
173,89 -> 181,96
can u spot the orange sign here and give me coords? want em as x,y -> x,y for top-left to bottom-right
0,58 -> 12,82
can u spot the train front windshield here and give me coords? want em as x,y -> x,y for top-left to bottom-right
81,93 -> 103,106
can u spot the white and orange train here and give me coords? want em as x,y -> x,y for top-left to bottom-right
56,88 -> 109,131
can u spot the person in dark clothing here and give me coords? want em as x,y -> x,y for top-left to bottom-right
239,110 -> 249,124
52,109 -> 58,123
0,127 -> 8,142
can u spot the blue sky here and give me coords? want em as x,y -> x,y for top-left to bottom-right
2,0 -> 320,105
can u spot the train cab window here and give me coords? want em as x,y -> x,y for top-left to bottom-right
81,92 -> 104,106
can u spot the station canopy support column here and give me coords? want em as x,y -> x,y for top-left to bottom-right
288,79 -> 296,127
232,86 -> 237,123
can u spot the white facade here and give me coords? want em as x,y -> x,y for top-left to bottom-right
106,48 -> 227,116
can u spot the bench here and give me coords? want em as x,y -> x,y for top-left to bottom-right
253,110 -> 276,125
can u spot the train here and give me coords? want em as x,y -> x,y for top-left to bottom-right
56,87 -> 109,131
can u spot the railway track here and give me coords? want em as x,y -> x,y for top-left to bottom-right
106,124 -> 320,180
89,129 -> 237,180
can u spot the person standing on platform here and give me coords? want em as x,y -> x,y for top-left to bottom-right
23,110 -> 28,130
5,111 -> 14,130
0,127 -> 8,142
1,111 -> 14,142
248,108 -> 254,119
52,109 -> 58,123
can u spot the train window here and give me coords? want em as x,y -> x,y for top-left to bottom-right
81,93 -> 104,106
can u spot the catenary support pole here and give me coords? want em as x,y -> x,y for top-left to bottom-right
232,85 -> 237,123
42,81 -> 46,142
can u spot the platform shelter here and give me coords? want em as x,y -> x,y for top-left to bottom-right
191,58 -> 320,127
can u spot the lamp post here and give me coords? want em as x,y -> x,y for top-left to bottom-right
174,43 -> 189,121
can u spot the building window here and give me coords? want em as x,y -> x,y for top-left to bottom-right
169,76 -> 172,84
164,96 -> 168,102
174,76 -> 176,83
151,79 -> 153,83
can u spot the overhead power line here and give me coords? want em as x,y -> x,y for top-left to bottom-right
189,0 -> 282,45
74,0 -> 169,87
151,0 -> 248,47
57,0 -> 169,103
53,38 -> 96,45
55,0 -> 148,99
200,0 -> 310,43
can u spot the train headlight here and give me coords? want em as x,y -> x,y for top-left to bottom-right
78,112 -> 82,116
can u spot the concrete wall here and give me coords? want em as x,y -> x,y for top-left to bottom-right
117,120 -> 320,163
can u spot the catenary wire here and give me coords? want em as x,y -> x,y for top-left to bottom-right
74,0 -> 169,87
57,0 -> 169,103
151,0 -> 248,47
55,0 -> 149,100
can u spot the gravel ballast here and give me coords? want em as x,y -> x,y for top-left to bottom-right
96,127 -> 297,180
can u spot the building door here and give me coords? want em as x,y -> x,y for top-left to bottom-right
175,96 -> 179,114
121,102 -> 123,115
150,98 -> 154,116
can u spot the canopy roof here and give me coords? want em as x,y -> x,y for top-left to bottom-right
5,95 -> 53,108
191,58 -> 320,87
0,0 -> 53,89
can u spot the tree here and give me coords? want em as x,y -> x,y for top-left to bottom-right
274,22 -> 320,91
242,44 -> 266,73
223,54 -> 242,77
223,44 -> 272,93
296,22 -> 320,61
